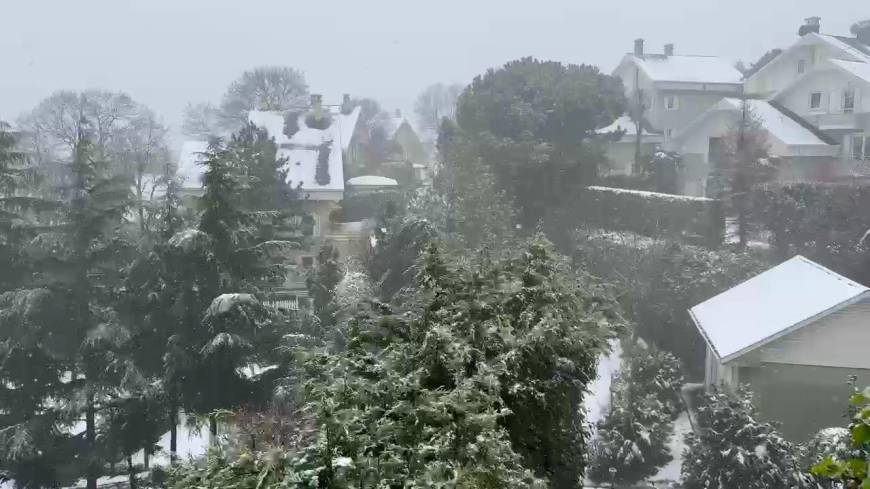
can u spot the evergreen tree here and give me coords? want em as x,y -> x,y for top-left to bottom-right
455,57 -> 626,228
587,340 -> 683,485
306,244 -> 342,330
682,388 -> 813,489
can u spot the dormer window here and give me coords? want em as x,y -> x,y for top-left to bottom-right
797,59 -> 806,74
844,88 -> 856,113
809,92 -> 822,110
664,95 -> 679,111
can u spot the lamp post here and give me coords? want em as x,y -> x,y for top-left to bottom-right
608,467 -> 617,489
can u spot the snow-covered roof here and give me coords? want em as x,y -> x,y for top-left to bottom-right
674,98 -> 836,152
830,58 -> 870,84
727,98 -> 830,146
625,54 -> 743,85
177,140 -> 209,189
346,175 -> 398,187
250,106 -> 363,199
690,255 -> 870,363
817,33 -> 870,63
596,115 -> 662,141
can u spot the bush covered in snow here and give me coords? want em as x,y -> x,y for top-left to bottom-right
810,385 -> 870,489
587,339 -> 682,485
681,388 -> 814,489
572,229 -> 769,379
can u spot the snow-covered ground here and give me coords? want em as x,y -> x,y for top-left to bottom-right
584,340 -> 622,427
651,412 -> 693,483
584,340 -> 692,486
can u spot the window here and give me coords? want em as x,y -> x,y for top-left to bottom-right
809,92 -> 822,110
664,95 -> 679,110
852,134 -> 867,160
797,59 -> 806,74
844,88 -> 855,113
301,256 -> 314,268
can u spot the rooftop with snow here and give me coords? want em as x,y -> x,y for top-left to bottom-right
689,255 -> 870,363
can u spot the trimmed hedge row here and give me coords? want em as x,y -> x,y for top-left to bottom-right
575,186 -> 725,247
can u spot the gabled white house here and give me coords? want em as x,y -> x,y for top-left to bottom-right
690,255 -> 870,440
612,39 -> 743,142
671,98 -> 840,195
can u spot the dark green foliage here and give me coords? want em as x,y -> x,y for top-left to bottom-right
283,111 -> 301,139
753,183 -> 870,284
299,239 -> 618,487
333,190 -> 404,223
456,57 -> 626,228
651,150 -> 682,194
811,385 -> 870,489
417,119 -> 515,249
572,185 -> 725,247
305,111 -> 333,131
315,141 -> 331,185
572,230 -> 768,379
682,388 -> 813,489
306,244 -> 342,329
367,219 -> 438,299
588,340 -> 683,485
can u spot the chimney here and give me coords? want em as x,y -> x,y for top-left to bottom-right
310,94 -> 322,118
634,38 -> 644,57
342,93 -> 351,106
664,43 -> 674,56
799,16 -> 821,36
395,109 -> 402,118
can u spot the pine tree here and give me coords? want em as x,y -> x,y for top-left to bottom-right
681,388 -> 813,489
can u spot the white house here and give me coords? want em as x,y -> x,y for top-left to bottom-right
690,255 -> 870,440
671,98 -> 840,195
673,18 -> 870,196
610,38 -> 743,149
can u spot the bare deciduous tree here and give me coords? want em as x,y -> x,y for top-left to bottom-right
414,82 -> 463,135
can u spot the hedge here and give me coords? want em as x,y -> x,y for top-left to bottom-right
574,186 -> 724,247
752,182 -> 870,284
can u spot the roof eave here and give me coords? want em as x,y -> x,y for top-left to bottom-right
718,289 -> 870,364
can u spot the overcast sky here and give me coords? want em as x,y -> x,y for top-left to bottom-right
1,0 -> 866,145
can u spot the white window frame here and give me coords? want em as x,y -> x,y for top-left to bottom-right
797,59 -> 806,74
843,88 -> 856,113
664,95 -> 679,111
851,134 -> 867,160
809,91 -> 823,111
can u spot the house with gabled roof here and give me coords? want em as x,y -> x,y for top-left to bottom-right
607,39 -> 744,175
690,255 -> 870,440
671,17 -> 870,196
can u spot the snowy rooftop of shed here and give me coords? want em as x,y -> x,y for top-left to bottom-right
347,175 -> 398,187
689,255 -> 869,363
629,54 -> 743,85
596,115 -> 661,138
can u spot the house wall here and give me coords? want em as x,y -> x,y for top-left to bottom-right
603,140 -> 658,175
706,297 -> 870,440
774,69 -> 869,122
740,363 -> 870,441
753,297 -> 870,369
393,124 -> 427,163
651,90 -> 735,141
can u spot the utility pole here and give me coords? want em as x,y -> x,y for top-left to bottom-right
633,67 -> 645,175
